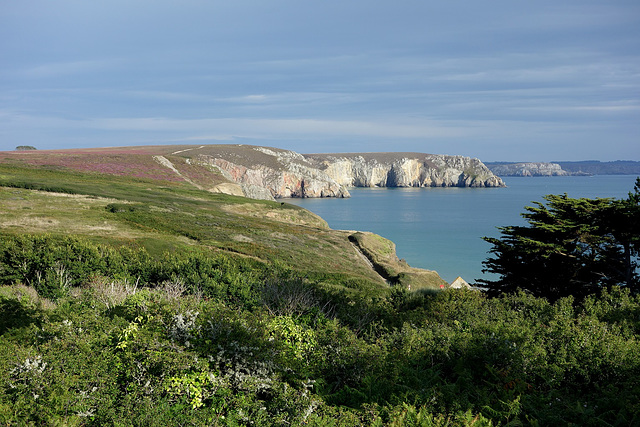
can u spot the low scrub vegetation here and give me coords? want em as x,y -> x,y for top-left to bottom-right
1,235 -> 639,425
1,158 -> 639,425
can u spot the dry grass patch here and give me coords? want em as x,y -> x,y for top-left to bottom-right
221,202 -> 328,228
0,187 -> 180,243
89,277 -> 139,309
0,284 -> 57,310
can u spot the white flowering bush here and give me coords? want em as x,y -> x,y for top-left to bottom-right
1,238 -> 640,425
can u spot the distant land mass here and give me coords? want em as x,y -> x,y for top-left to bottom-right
486,162 -> 572,177
486,160 -> 640,177
555,160 -> 640,176
4,144 -> 505,200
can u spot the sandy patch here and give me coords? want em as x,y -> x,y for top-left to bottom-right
2,216 -> 60,228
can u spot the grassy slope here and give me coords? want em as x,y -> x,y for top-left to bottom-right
2,148 -> 639,426
349,232 -> 446,289
0,147 -> 447,291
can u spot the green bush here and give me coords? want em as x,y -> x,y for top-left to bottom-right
1,233 -> 640,425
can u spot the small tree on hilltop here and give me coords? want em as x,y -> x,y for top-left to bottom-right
15,145 -> 37,150
481,178 -> 640,300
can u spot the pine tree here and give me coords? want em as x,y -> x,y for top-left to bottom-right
481,180 -> 640,300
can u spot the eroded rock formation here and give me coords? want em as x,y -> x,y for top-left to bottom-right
193,146 -> 350,200
487,162 -> 570,177
186,145 -> 504,200
307,153 -> 505,188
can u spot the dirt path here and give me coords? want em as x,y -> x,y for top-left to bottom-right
349,239 -> 391,285
153,155 -> 203,190
171,146 -> 205,155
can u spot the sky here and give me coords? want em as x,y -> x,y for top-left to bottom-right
1,0 -> 639,161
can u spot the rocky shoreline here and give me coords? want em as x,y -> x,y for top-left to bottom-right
191,145 -> 505,200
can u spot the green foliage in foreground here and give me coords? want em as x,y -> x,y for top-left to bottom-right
482,178 -> 640,300
1,236 -> 640,425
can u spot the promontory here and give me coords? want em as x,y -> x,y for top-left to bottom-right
3,144 -> 505,201
192,145 -> 505,200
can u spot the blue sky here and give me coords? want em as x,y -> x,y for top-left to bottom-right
1,0 -> 639,161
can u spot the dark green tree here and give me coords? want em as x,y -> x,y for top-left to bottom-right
481,180 -> 640,300
606,177 -> 640,285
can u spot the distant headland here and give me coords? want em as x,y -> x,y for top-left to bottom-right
6,144 -> 505,201
486,160 -> 640,177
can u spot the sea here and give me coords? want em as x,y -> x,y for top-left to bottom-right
286,175 -> 639,284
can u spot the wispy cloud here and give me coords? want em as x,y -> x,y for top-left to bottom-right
22,59 -> 122,78
1,1 -> 638,160
88,117 -> 465,139
120,90 -> 211,102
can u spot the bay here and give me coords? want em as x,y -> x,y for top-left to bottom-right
286,175 -> 639,284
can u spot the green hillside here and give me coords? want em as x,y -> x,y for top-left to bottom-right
0,146 -> 449,291
1,147 -> 639,426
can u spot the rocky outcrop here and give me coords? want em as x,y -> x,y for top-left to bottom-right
486,162 -> 570,177
193,146 -> 350,200
177,145 -> 504,200
307,153 -> 505,188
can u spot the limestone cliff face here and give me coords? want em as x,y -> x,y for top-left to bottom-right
307,153 -> 505,188
193,146 -> 350,200
487,162 -> 569,177
179,145 -> 504,200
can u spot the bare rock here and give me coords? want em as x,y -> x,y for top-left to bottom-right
487,162 -> 570,177
306,153 -> 505,188
193,146 -> 350,199
176,145 -> 504,200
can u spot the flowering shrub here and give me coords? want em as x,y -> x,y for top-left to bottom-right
1,275 -> 640,425
169,310 -> 200,347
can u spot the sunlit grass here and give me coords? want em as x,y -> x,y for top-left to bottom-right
0,162 -> 391,289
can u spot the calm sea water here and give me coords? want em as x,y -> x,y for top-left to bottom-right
286,175 -> 639,284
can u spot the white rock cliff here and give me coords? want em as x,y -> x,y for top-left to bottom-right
194,146 -> 350,200
308,153 -> 505,188
189,146 -> 505,200
487,162 -> 569,177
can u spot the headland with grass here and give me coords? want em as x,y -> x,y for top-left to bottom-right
0,144 -> 638,425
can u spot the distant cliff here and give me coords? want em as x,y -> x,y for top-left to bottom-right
486,162 -> 573,177
556,161 -> 640,176
487,160 -> 640,177
307,153 -> 505,188
181,145 -> 505,200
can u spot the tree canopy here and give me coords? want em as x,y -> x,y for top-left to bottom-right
481,178 -> 640,300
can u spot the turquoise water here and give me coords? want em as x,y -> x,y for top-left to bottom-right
286,175 -> 639,284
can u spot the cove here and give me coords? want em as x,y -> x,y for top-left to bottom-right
286,175 -> 638,284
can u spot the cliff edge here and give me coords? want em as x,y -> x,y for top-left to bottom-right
486,162 -> 572,177
307,152 -> 505,188
182,146 -> 505,199
348,231 -> 447,290
0,144 -> 504,200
